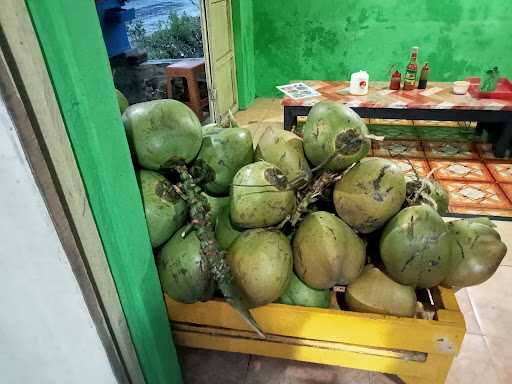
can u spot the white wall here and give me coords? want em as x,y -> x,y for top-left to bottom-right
0,95 -> 118,383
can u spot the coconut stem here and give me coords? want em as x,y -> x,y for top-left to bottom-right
287,148 -> 347,190
173,165 -> 265,338
289,171 -> 341,227
220,109 -> 240,128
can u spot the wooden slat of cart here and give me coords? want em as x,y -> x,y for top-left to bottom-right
165,286 -> 464,384
165,292 -> 465,356
172,325 -> 452,381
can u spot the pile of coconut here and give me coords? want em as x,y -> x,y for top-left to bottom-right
120,92 -> 506,333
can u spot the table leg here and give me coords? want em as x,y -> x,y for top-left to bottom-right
475,122 -> 485,136
494,122 -> 512,158
284,107 -> 298,130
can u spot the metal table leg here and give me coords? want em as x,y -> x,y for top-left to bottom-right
494,122 -> 512,157
284,106 -> 298,130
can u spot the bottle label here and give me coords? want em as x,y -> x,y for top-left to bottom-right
404,73 -> 416,82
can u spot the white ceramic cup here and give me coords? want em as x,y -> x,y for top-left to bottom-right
453,81 -> 470,95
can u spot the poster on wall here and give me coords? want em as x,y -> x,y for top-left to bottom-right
277,82 -> 320,99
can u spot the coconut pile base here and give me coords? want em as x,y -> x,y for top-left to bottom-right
166,284 -> 465,384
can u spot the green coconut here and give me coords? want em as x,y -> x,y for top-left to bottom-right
333,158 -> 406,233
215,207 -> 243,250
204,194 -> 230,222
442,218 -> 507,288
303,101 -> 370,171
255,126 -> 311,186
195,127 -> 253,195
228,229 -> 293,307
346,266 -> 417,317
230,161 -> 296,228
116,89 -> 129,114
406,177 -> 449,215
123,99 -> 202,170
157,227 -> 214,303
138,170 -> 188,247
278,272 -> 330,308
380,205 -> 453,288
293,211 -> 366,289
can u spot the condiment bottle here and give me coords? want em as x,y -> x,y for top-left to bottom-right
418,63 -> 429,89
403,47 -> 419,90
389,70 -> 401,90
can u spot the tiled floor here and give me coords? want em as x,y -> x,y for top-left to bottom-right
175,99 -> 512,384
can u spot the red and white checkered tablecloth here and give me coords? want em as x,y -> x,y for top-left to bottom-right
281,81 -> 512,111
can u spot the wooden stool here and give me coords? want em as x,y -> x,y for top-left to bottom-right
165,59 -> 208,120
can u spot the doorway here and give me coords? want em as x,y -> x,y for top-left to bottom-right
97,0 -> 238,123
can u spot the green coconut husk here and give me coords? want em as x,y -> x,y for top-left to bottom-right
157,227 -> 214,303
228,228 -> 293,308
230,161 -> 296,228
303,101 -> 371,171
255,126 -> 311,187
442,218 -> 507,288
204,194 -> 230,222
137,170 -> 188,247
278,272 -> 330,308
194,127 -> 253,195
215,207 -> 243,250
333,158 -> 406,233
380,205 -> 453,289
123,100 -> 202,170
345,266 -> 417,317
116,89 -> 129,114
293,211 -> 366,289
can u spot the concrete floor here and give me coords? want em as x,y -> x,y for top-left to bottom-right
177,346 -> 401,384
176,99 -> 512,384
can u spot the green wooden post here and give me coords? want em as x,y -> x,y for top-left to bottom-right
232,0 -> 255,110
25,1 -> 182,383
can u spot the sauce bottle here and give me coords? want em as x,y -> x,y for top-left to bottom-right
389,70 -> 401,90
403,47 -> 419,90
418,63 -> 429,89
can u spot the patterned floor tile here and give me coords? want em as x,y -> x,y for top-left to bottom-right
423,141 -> 479,160
372,140 -> 425,158
499,183 -> 512,202
429,160 -> 493,182
448,206 -> 512,218
389,158 -> 430,178
439,181 -> 512,209
476,143 -> 512,161
487,163 -> 512,183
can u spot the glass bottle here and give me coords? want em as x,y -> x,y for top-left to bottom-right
403,47 -> 419,91
418,63 -> 429,89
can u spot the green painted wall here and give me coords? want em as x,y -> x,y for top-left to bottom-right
26,1 -> 182,383
232,0 -> 255,109
236,0 -> 512,98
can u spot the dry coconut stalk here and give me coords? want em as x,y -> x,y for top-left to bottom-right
173,165 -> 265,338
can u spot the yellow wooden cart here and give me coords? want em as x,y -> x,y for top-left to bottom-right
166,286 -> 465,384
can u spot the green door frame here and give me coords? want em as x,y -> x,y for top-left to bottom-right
25,1 -> 182,383
231,0 -> 255,110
